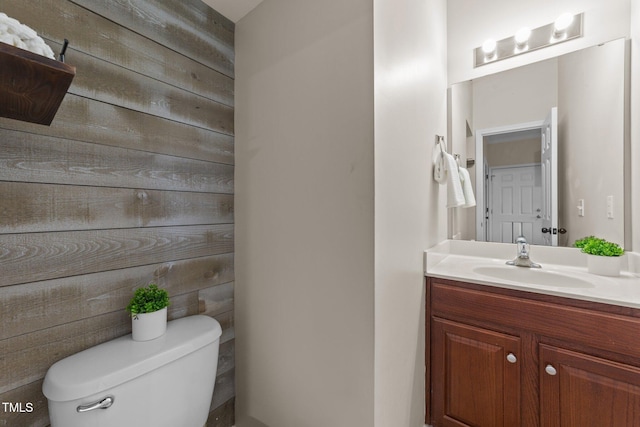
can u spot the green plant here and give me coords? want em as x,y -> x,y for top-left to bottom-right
574,236 -> 624,257
126,283 -> 170,317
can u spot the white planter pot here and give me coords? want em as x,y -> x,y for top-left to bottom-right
587,254 -> 622,277
131,307 -> 167,341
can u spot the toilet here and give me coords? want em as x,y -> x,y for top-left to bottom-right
43,315 -> 222,427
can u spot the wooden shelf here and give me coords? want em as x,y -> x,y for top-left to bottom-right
0,41 -> 75,126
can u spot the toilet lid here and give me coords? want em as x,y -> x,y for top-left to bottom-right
42,315 -> 221,402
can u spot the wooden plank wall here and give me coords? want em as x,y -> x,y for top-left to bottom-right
0,1 -> 235,426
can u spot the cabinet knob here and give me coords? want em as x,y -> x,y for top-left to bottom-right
506,353 -> 517,363
545,364 -> 557,376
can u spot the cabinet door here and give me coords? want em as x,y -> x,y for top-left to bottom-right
540,344 -> 640,427
431,317 -> 521,427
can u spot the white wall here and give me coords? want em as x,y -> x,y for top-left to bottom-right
235,1 -> 375,425
236,0 -> 448,425
448,0 -> 631,84
374,0 -> 447,426
632,0 -> 640,251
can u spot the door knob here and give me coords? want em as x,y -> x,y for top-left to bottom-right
506,353 -> 517,363
545,364 -> 557,376
541,228 -> 551,234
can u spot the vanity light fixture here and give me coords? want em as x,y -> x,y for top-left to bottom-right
474,12 -> 583,67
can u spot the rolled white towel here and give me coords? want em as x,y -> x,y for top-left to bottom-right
0,32 -> 14,45
25,40 -> 44,56
42,43 -> 55,59
15,37 -> 27,50
2,16 -> 22,35
19,23 -> 38,40
0,14 -> 56,59
0,33 -> 21,48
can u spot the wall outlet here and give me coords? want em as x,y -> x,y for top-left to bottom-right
607,195 -> 614,219
577,199 -> 585,217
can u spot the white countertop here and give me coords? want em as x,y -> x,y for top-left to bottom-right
424,240 -> 640,309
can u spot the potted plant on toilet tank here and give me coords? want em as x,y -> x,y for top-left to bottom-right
574,236 -> 625,277
126,283 -> 170,341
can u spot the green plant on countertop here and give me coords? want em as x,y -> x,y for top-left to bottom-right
126,283 -> 170,318
574,236 -> 624,257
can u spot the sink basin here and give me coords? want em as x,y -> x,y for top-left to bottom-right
472,266 -> 594,288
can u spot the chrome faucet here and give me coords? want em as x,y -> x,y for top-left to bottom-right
506,236 -> 541,268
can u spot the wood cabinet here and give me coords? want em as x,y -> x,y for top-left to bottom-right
431,318 -> 521,427
540,344 -> 640,426
427,277 -> 640,427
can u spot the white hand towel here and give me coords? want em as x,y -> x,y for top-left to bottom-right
458,167 -> 476,208
433,150 -> 447,183
443,152 -> 465,208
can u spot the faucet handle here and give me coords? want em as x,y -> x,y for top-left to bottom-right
515,236 -> 529,257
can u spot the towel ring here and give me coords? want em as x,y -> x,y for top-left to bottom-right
436,135 -> 446,153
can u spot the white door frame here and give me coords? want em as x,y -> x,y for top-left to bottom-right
475,120 -> 544,242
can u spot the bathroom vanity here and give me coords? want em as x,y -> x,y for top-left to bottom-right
425,240 -> 640,427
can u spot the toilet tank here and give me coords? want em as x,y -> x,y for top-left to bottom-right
43,315 -> 222,427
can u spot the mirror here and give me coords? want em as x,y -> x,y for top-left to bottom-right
448,38 -> 628,247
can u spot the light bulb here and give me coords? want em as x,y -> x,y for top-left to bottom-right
515,27 -> 531,46
482,39 -> 496,54
554,13 -> 574,33
514,27 -> 531,53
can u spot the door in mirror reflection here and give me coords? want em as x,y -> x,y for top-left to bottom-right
490,164 -> 543,244
484,107 -> 557,246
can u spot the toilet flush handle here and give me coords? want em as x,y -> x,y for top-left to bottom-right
77,396 -> 115,413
